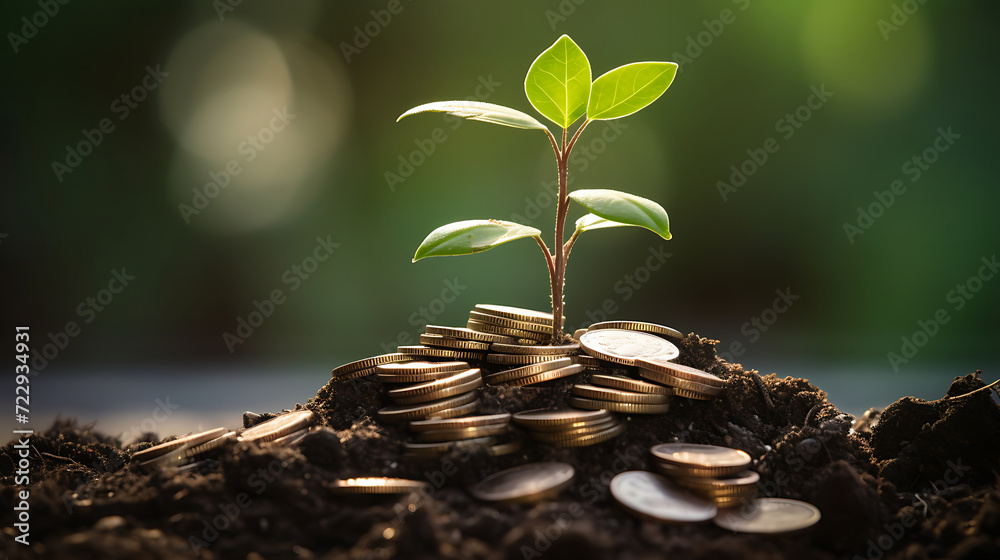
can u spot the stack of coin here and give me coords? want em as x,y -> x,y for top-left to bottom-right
649,443 -> 757,507
483,357 -> 584,387
637,358 -> 724,401
377,367 -> 484,422
568,374 -> 672,415
466,304 -> 561,343
331,352 -> 414,380
588,320 -> 684,341
403,412 -> 521,457
512,408 -> 625,447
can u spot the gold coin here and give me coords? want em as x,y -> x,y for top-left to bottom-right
469,311 -> 552,333
636,358 -> 724,388
673,388 -> 715,401
568,396 -> 670,415
409,412 -> 511,432
377,391 -> 478,423
483,357 -> 573,384
329,477 -> 431,495
588,320 -> 683,340
713,495 -> 755,508
506,364 -> 584,386
424,325 -> 518,344
573,354 -> 603,368
590,374 -> 672,395
487,353 -> 564,366
473,304 -> 561,326
610,471 -> 718,524
403,437 -> 496,458
512,408 -> 612,431
397,345 -> 485,361
390,377 -> 484,406
467,320 -> 550,342
572,384 -> 671,404
419,333 -> 491,351
377,360 -> 469,375
468,462 -> 575,504
638,369 -> 721,397
650,443 -> 751,476
185,431 -> 237,458
387,369 -> 481,400
713,498 -> 821,534
133,427 -> 229,464
528,418 -> 619,443
376,370 -> 459,384
238,410 -> 315,443
579,329 -> 679,367
331,353 -> 413,379
489,438 -> 523,457
415,423 -> 511,442
424,400 -> 479,420
551,421 -> 626,448
670,470 -> 760,496
489,342 -> 580,356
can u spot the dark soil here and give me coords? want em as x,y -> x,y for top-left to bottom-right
2,334 -> 999,560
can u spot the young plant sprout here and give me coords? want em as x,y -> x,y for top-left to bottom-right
398,35 -> 677,344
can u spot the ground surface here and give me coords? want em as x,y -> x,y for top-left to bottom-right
2,334 -> 998,560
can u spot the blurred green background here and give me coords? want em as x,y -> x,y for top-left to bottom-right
2,0 -> 998,408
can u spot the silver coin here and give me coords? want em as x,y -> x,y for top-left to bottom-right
610,470 -> 718,523
579,329 -> 679,366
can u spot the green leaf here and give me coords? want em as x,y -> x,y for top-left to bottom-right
413,220 -> 542,262
397,101 -> 548,130
587,62 -> 678,120
575,213 -> 634,233
569,189 -> 671,239
524,35 -> 592,129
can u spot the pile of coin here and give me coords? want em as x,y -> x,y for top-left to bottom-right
375,361 -> 484,424
512,408 -> 625,448
467,303 -> 562,343
568,374 -> 672,415
331,352 -> 415,380
403,412 -> 522,458
637,359 -> 724,401
649,443 -> 757,507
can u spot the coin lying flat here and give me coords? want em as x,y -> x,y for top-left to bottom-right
332,353 -> 413,379
409,412 -> 510,432
387,369 -> 482,401
589,320 -> 683,340
376,370 -> 459,384
397,346 -> 485,361
674,388 -> 715,400
469,462 -> 575,504
468,320 -> 550,342
569,396 -> 670,415
133,427 -> 229,464
415,423 -> 511,442
611,471 -> 718,524
238,410 -> 315,443
377,360 -> 469,375
713,498 -> 821,534
391,377 -> 483,405
512,408 -> 613,431
549,421 -> 625,448
329,477 -> 431,495
377,391 -> 479,423
650,443 -> 751,477
506,364 -> 584,386
671,470 -> 760,498
487,353 -> 563,366
489,342 -> 580,356
639,369 -> 723,397
637,358 -> 724,388
419,333 -> 491,351
425,325 -> 519,344
470,311 -> 551,333
572,384 -> 671,405
473,304 -> 560,326
573,354 -> 603,368
590,374 -> 673,395
579,329 -> 679,366
484,357 -> 573,384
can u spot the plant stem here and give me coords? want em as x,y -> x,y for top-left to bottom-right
551,127 -> 569,344
534,236 -> 555,287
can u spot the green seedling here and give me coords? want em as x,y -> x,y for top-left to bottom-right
398,35 -> 677,344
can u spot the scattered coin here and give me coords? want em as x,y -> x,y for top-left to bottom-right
610,471 -> 718,524
409,412 -> 511,432
473,304 -> 560,326
590,374 -> 672,395
332,353 -> 413,379
425,325 -> 519,344
377,391 -> 479,423
512,408 -> 613,431
589,320 -> 683,340
487,353 -> 564,366
420,333 -> 491,351
713,498 -> 821,534
468,320 -> 550,342
636,358 -> 724,387
650,443 -> 751,477
469,311 -> 552,333
238,410 -> 315,443
568,396 -> 670,415
132,427 -> 229,464
329,477 -> 431,495
483,357 -> 573,385
571,384 -> 671,405
579,329 -> 680,366
490,342 -> 580,356
415,423 -> 511,442
397,346 -> 485,361
506,364 -> 584,386
468,462 -> 575,504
